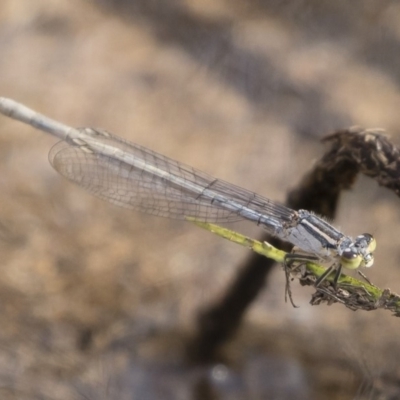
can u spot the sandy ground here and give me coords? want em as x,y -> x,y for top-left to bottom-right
1,0 -> 400,399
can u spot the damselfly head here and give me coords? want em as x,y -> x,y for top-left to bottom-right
355,233 -> 376,268
339,233 -> 376,270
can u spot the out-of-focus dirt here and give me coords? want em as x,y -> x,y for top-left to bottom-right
1,0 -> 400,398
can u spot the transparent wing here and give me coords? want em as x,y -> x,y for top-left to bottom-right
49,128 -> 294,225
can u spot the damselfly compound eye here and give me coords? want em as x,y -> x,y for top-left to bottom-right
341,248 -> 362,270
355,233 -> 376,252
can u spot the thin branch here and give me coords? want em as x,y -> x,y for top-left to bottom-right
189,219 -> 400,316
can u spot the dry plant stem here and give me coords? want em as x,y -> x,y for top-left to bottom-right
189,221 -> 400,316
288,127 -> 400,207
189,127 -> 400,362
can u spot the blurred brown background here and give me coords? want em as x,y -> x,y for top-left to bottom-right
1,0 -> 400,399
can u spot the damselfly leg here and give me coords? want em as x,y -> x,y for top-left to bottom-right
284,252 -> 320,307
284,251 -> 347,306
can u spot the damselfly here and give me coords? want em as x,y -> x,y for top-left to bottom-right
0,98 -> 376,303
